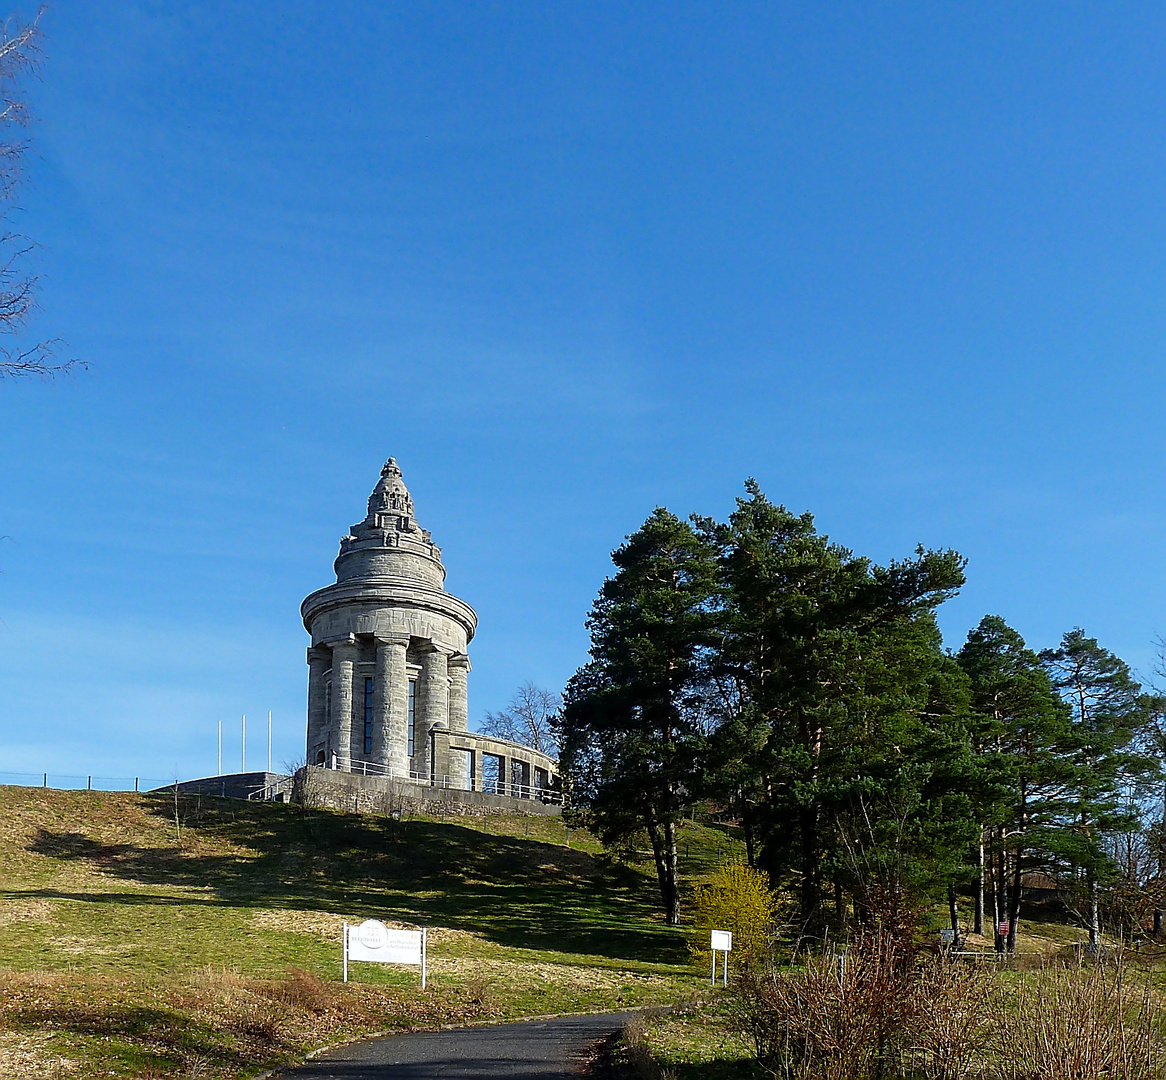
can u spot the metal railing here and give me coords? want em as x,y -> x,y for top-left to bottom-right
248,774 -> 295,801
0,770 -> 172,792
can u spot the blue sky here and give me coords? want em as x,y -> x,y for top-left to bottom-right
3,1 -> 1166,782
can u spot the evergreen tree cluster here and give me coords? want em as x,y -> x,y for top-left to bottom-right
558,483 -> 1164,945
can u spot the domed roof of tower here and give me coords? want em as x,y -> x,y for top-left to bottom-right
366,457 -> 413,519
333,458 -> 445,585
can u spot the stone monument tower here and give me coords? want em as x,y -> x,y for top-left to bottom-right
301,458 -> 477,784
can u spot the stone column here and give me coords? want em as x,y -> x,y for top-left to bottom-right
331,635 -> 358,769
374,636 -> 409,778
447,654 -> 471,789
448,654 -> 470,732
416,646 -> 449,783
306,646 -> 331,764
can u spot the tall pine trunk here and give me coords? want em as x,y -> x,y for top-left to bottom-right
798,708 -> 823,928
1157,782 -> 1166,936
800,806 -> 820,928
995,830 -> 1008,954
974,831 -> 985,936
1088,873 -> 1100,950
647,819 -> 681,927
663,818 -> 679,925
1006,845 -> 1023,953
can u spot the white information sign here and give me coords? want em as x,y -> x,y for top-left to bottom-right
710,929 -> 732,988
343,920 -> 427,987
939,928 -> 956,944
349,922 -> 423,964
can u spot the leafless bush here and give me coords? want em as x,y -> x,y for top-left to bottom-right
229,998 -> 287,1043
731,930 -> 993,1080
912,960 -> 995,1080
291,765 -> 325,808
460,972 -> 495,1012
263,968 -> 332,1013
993,961 -> 1166,1080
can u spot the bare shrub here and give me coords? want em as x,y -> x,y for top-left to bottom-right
461,972 -> 494,1012
229,998 -> 287,1043
912,960 -> 995,1080
291,765 -> 326,808
993,961 -> 1166,1080
265,968 -> 332,1013
732,930 -> 992,1080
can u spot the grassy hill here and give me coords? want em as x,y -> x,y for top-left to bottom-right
0,785 -> 741,1078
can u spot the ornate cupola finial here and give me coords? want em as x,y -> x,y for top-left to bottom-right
332,456 -> 443,584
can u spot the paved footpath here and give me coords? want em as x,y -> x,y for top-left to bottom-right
273,1012 -> 635,1080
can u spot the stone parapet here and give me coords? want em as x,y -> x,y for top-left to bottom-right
292,765 -> 561,817
301,579 -> 477,645
162,772 -> 289,800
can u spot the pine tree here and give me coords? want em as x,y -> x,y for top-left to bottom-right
957,616 -> 1072,952
1040,630 -> 1159,948
559,508 -> 720,925
706,482 -> 969,928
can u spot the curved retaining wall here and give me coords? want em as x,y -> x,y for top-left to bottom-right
292,765 -> 562,817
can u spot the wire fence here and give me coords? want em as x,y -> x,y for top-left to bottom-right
0,770 -> 175,792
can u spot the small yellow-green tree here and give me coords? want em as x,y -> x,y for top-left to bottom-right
688,860 -> 779,973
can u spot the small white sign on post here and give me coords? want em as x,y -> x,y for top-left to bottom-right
710,929 -> 732,987
343,920 -> 427,988
939,928 -> 956,945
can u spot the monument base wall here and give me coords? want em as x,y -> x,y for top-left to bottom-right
292,765 -> 561,817
161,772 -> 288,800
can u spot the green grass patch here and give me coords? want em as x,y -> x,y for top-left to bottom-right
620,996 -> 763,1079
0,786 -> 741,1077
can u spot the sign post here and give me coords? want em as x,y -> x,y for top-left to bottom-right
343,919 -> 427,987
710,929 -> 732,987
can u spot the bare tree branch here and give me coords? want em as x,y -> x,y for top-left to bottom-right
480,681 -> 562,757
0,6 -> 80,381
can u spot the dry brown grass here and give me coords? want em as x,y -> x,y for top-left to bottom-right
0,1030 -> 80,1078
0,965 -> 488,1079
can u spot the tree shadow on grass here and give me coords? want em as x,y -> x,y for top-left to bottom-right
7,995 -> 286,1075
23,795 -> 688,965
664,1061 -> 762,1079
